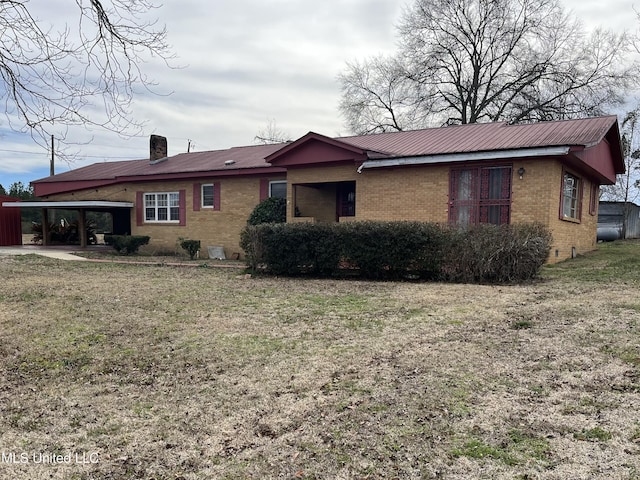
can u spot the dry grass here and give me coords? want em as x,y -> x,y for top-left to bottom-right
0,241 -> 639,479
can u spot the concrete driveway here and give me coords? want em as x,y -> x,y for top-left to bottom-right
0,246 -> 88,261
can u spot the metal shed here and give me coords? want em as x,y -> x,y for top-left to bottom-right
597,201 -> 640,241
0,195 -> 22,246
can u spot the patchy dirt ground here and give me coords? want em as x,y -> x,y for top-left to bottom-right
0,241 -> 639,479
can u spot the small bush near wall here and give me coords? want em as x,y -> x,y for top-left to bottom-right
104,235 -> 150,255
179,238 -> 201,260
241,221 -> 552,283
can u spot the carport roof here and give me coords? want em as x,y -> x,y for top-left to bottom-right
1,201 -> 133,209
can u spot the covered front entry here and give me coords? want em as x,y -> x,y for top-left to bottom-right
292,181 -> 356,223
1,201 -> 134,247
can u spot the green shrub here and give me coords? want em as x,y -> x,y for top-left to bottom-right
240,221 -> 445,279
179,239 -> 201,260
247,197 -> 286,225
339,221 -> 446,279
240,221 -> 551,283
104,235 -> 150,255
241,223 -> 341,275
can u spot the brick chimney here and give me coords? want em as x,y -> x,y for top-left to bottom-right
150,135 -> 167,162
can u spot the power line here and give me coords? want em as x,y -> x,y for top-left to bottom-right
0,147 -> 136,160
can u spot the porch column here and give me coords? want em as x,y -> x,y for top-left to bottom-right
78,209 -> 87,248
41,208 -> 49,246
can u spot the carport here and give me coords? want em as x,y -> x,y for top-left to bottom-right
1,200 -> 134,247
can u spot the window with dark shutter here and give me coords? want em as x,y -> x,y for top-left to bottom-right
449,166 -> 512,226
202,184 -> 214,208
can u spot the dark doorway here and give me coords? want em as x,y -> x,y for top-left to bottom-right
337,181 -> 356,219
111,209 -> 132,235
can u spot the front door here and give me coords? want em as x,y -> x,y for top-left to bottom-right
337,181 -> 356,220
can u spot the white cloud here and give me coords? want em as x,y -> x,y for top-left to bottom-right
0,0 -> 636,186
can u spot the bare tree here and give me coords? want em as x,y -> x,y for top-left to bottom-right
339,0 -> 637,132
254,119 -> 292,144
0,1 -> 173,152
339,56 -> 433,134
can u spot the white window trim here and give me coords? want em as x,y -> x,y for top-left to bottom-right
201,183 -> 215,209
269,180 -> 286,198
144,191 -> 180,223
561,172 -> 580,221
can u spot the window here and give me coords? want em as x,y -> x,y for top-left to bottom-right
561,171 -> 582,221
201,184 -> 214,208
269,181 -> 286,199
144,192 -> 180,222
193,182 -> 220,212
449,166 -> 511,226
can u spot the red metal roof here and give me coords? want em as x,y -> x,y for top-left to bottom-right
35,143 -> 287,184
338,115 -> 620,157
33,115 -> 622,189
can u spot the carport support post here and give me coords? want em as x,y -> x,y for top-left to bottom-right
78,209 -> 87,248
41,208 -> 49,246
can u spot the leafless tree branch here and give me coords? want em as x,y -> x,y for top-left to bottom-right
0,0 -> 174,157
339,0 -> 639,133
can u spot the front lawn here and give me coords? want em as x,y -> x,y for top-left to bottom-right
0,241 -> 639,479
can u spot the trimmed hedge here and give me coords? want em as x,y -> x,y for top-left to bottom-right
240,221 -> 552,283
104,235 -> 150,255
247,197 -> 287,225
241,222 -> 339,276
338,221 -> 447,279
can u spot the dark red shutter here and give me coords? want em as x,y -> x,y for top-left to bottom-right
213,182 -> 221,211
578,177 -> 584,221
179,189 -> 186,226
259,179 -> 269,201
136,191 -> 144,226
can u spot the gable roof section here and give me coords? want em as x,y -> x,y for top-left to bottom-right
33,115 -> 624,196
34,143 -> 288,196
265,132 -> 384,166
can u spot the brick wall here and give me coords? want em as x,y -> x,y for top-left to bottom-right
510,160 -> 599,263
357,165 -> 450,222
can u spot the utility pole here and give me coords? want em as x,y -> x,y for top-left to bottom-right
50,135 -> 55,176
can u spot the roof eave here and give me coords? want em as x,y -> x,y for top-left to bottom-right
34,166 -> 287,197
2,201 -> 134,209
357,146 -> 571,172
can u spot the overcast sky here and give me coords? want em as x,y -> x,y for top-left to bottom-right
0,0 -> 637,190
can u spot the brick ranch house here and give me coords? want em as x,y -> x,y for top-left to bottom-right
8,115 -> 624,263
